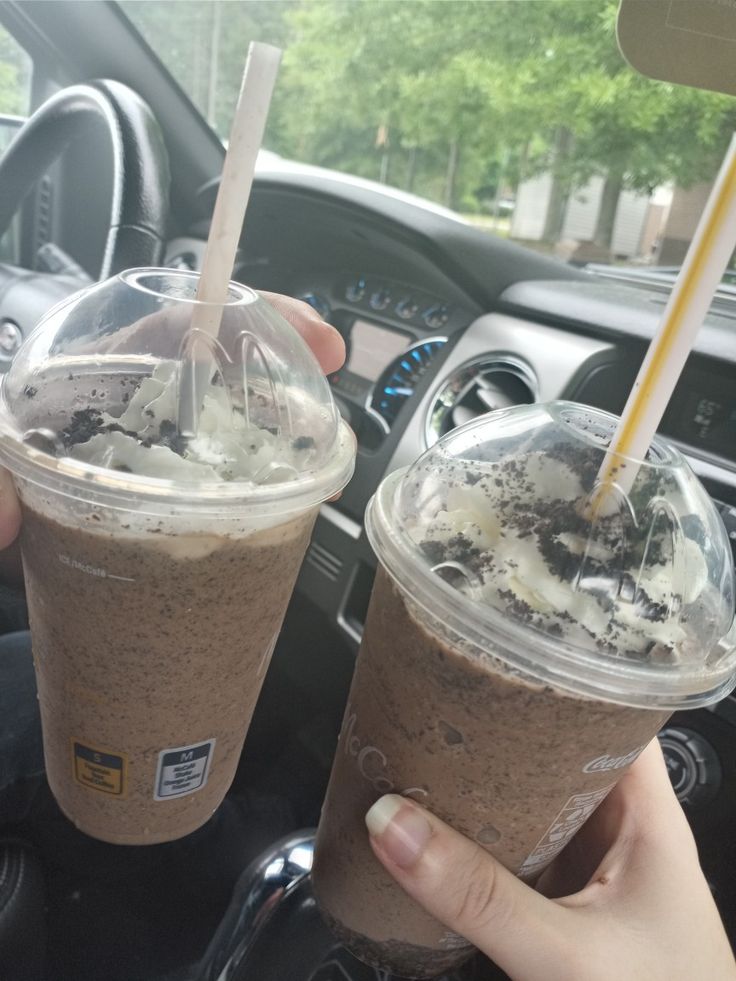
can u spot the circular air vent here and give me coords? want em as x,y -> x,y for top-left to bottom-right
425,355 -> 536,445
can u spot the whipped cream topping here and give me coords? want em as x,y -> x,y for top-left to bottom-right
64,363 -> 317,484
406,450 -> 708,661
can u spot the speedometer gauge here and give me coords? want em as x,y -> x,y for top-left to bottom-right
371,338 -> 446,426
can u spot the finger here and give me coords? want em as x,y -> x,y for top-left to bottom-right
0,467 -> 21,550
260,291 -> 346,375
106,291 -> 346,376
618,737 -> 685,809
556,740 -> 701,918
540,739 -> 690,900
366,794 -> 573,979
555,744 -> 736,979
599,739 -> 694,855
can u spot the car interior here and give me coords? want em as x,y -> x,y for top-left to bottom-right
0,3 -> 734,980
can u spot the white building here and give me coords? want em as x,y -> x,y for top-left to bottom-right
511,174 -> 671,261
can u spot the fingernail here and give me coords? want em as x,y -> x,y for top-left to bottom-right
365,794 -> 432,869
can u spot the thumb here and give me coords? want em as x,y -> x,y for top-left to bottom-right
259,291 -> 346,375
366,794 -> 573,980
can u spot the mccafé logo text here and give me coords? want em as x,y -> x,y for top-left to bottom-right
343,709 -> 427,799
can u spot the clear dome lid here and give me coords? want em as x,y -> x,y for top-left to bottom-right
367,401 -> 736,708
0,268 -> 354,513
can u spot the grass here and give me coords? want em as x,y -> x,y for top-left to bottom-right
461,214 -> 512,237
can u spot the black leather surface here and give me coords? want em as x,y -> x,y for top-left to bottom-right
0,79 -> 170,277
0,265 -> 90,343
0,840 -> 46,981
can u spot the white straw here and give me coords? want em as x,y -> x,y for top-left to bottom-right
179,42 -> 282,434
192,41 -> 281,327
595,133 -> 736,500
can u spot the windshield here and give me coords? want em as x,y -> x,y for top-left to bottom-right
120,0 -> 735,271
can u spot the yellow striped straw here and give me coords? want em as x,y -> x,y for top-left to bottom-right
594,133 -> 736,503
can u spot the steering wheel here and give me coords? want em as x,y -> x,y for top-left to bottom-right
0,80 -> 171,979
0,79 -> 170,358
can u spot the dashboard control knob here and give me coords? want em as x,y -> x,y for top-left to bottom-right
167,251 -> 197,271
369,287 -> 392,311
396,297 -> 419,320
423,303 -> 449,328
298,292 -> 331,320
345,277 -> 367,302
657,727 -> 722,807
0,319 -> 22,362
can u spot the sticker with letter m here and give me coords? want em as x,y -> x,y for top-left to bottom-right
153,739 -> 216,800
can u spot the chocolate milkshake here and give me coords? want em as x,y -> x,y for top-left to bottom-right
0,269 -> 356,844
314,567 -> 670,975
20,500 -> 314,844
313,402 -> 736,978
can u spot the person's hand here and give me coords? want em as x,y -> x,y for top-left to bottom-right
101,289 -> 346,376
0,292 -> 345,556
365,740 -> 736,981
259,291 -> 344,374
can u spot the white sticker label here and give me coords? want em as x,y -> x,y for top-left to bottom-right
153,739 -> 216,800
518,784 -> 613,878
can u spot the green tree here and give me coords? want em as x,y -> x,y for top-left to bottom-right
512,1 -> 734,246
274,0 -> 735,238
0,25 -> 31,118
120,0 -> 294,136
121,0 -> 736,247
270,0 -> 510,206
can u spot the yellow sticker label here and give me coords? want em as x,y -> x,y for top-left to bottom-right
72,740 -> 128,797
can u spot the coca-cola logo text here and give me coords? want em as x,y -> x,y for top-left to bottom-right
582,745 -> 645,774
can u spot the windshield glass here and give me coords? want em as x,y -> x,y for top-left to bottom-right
120,0 -> 735,270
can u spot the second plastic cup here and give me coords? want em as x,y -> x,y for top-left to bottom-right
0,269 -> 355,844
312,401 -> 736,978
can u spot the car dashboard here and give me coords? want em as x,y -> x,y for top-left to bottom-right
157,173 -> 736,941
166,173 -> 736,650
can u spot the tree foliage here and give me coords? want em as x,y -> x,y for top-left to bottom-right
0,25 -> 31,118
110,1 -> 736,216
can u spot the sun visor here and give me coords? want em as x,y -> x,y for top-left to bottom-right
618,0 -> 736,96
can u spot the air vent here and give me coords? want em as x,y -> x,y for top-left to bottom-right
425,356 -> 536,445
305,541 -> 343,582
